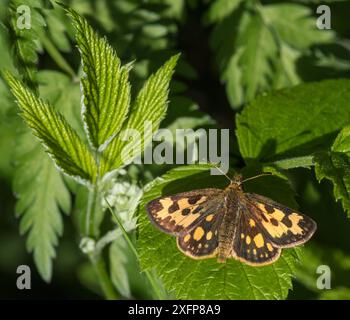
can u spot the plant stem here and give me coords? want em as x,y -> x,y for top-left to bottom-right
105,198 -> 165,300
85,181 -> 118,299
40,35 -> 76,79
90,254 -> 118,300
86,181 -> 100,237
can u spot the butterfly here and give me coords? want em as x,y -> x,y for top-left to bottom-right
146,174 -> 317,266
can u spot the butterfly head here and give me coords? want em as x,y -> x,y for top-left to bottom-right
228,173 -> 272,189
228,174 -> 244,190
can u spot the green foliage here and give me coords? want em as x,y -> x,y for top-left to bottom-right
1,0 -> 350,300
3,71 -> 97,184
1,3 -> 178,292
236,79 -> 350,162
13,132 -> 70,282
138,165 -> 302,299
208,1 -> 336,108
314,125 -> 350,216
109,239 -> 131,298
100,54 -> 179,175
66,7 -> 131,150
7,0 -> 46,91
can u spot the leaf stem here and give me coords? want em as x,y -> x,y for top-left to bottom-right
105,198 -> 164,300
86,181 -> 99,237
85,180 -> 118,299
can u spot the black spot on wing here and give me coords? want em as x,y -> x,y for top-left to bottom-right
182,208 -> 191,215
188,195 -> 203,205
146,200 -> 163,214
264,204 -> 274,213
168,202 -> 179,213
270,218 -> 279,226
281,215 -> 292,227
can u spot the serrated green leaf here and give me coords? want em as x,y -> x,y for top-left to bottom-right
211,7 -> 278,107
66,7 -> 131,150
138,165 -> 301,299
261,3 -> 334,50
314,125 -> 350,217
273,43 -> 302,89
236,79 -> 350,163
210,1 -> 337,108
100,54 -> 179,176
332,125 -> 350,153
3,72 -> 97,184
314,151 -> 350,215
8,0 -> 47,91
13,131 -> 70,282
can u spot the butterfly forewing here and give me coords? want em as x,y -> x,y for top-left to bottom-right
246,193 -> 317,248
232,207 -> 281,266
177,211 -> 223,259
146,188 -> 223,235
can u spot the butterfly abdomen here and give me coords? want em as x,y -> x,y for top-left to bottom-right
217,192 -> 240,263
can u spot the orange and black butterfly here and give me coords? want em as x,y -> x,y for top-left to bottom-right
146,174 -> 316,266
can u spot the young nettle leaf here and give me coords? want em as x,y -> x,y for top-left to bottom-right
3,71 -> 97,184
66,8 -> 131,150
138,165 -> 302,299
100,53 -> 180,176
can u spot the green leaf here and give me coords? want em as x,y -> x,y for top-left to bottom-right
332,125 -> 350,153
236,79 -> 350,163
3,71 -> 97,184
211,7 -> 278,107
273,43 -> 302,89
261,3 -> 333,50
314,151 -> 350,215
100,54 -> 179,176
8,0 -> 47,91
210,2 -> 336,108
66,7 -> 131,150
204,0 -> 243,24
0,22 -> 15,71
314,125 -> 350,216
13,130 -> 70,281
138,165 -> 301,299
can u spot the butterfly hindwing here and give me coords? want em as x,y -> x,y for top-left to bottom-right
146,188 -> 223,235
177,210 -> 223,259
232,208 -> 281,266
246,193 -> 317,248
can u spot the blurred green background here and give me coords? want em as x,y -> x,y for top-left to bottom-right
1,0 -> 350,299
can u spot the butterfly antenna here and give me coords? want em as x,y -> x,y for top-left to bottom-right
241,173 -> 272,184
209,162 -> 232,183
